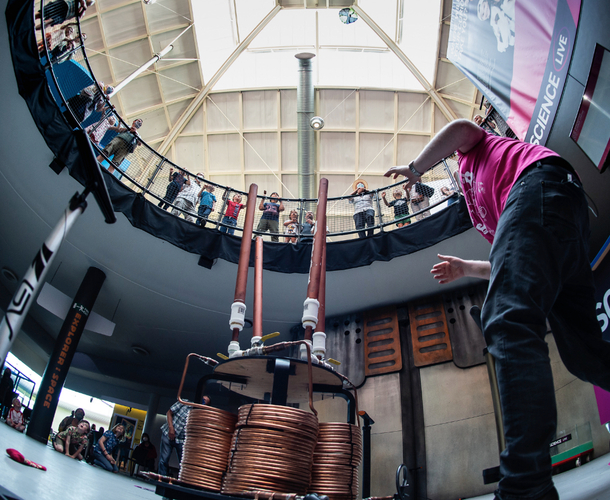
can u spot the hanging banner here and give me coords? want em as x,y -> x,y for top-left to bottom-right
447,0 -> 581,144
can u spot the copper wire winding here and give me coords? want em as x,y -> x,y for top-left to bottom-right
309,423 -> 362,500
222,404 -> 319,496
178,406 -> 238,491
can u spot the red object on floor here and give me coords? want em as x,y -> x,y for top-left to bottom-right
6,449 -> 47,471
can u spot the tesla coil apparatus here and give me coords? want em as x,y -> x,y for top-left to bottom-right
145,179 -> 363,500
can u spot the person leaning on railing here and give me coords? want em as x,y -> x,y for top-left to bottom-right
255,191 -> 284,242
35,0 -> 95,30
96,118 -> 143,175
349,184 -> 375,238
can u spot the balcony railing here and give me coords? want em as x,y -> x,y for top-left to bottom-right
28,1 -> 474,244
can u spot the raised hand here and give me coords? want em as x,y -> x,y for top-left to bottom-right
430,254 -> 467,284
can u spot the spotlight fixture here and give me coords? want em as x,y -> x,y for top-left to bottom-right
310,116 -> 325,130
143,0 -> 156,4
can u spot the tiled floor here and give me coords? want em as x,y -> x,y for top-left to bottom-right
1,423 -> 610,500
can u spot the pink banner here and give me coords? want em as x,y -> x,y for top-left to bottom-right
594,386 -> 610,425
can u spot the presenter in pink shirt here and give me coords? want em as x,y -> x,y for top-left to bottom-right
385,119 -> 610,500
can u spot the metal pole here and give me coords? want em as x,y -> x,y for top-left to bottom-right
302,178 -> 328,342
230,184 -> 258,343
109,26 -> 193,97
253,236 -> 263,340
0,194 -> 87,365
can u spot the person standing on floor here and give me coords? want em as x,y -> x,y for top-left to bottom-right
158,396 -> 210,477
385,118 -> 610,500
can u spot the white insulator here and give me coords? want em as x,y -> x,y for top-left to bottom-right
301,298 -> 319,328
228,341 -> 242,358
229,302 -> 246,330
300,340 -> 318,363
312,331 -> 326,358
251,336 -> 262,347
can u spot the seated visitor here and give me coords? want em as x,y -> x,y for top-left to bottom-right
6,397 -> 25,432
58,407 -> 85,433
381,188 -> 410,227
256,191 -> 284,242
53,420 -> 90,460
131,432 -> 157,473
219,193 -> 245,236
284,210 -> 300,243
92,424 -> 125,473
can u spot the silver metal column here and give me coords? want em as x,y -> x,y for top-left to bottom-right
296,53 -> 316,203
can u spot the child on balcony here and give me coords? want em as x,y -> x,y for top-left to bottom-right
382,188 -> 410,227
219,193 -> 245,236
284,210 -> 300,243
197,184 -> 216,227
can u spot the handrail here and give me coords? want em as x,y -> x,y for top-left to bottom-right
35,7 -> 470,243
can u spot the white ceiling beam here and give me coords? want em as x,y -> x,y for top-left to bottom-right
351,4 -> 457,123
157,4 -> 282,156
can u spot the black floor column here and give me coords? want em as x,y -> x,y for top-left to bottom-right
26,267 -> 106,444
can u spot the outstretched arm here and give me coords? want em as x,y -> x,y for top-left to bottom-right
430,254 -> 491,284
385,119 -> 485,186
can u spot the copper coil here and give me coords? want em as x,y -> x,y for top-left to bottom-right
222,404 -> 319,496
228,450 -> 314,469
312,455 -> 359,467
230,431 -> 318,454
229,491 -> 299,500
227,460 -> 312,479
182,454 -> 231,473
308,423 -> 362,500
179,470 -> 223,490
237,405 -> 319,433
231,425 -> 318,442
178,406 -> 237,492
223,475 -> 310,494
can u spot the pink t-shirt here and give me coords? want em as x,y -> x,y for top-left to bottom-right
457,133 -> 558,244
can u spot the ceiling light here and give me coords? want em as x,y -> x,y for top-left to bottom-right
132,345 -> 150,356
310,116 -> 324,130
143,0 -> 156,4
